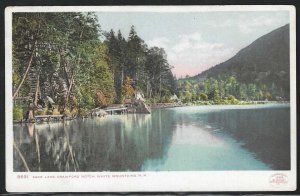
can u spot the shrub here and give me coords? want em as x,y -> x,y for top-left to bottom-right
35,108 -> 47,115
52,108 -> 60,115
64,107 -> 78,117
226,95 -> 240,104
152,96 -> 161,103
71,108 -> 78,117
160,96 -> 170,103
199,93 -> 208,101
78,108 -> 89,117
64,108 -> 72,117
13,106 -> 23,121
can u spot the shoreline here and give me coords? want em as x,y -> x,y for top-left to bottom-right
13,101 -> 289,124
150,101 -> 289,109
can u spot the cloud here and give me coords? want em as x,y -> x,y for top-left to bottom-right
238,15 -> 279,34
147,32 -> 238,77
165,32 -> 236,77
204,19 -> 233,28
178,32 -> 202,42
146,32 -> 234,77
147,37 -> 170,49
172,32 -> 201,53
149,18 -> 286,77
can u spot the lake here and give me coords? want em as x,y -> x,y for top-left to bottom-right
13,104 -> 290,172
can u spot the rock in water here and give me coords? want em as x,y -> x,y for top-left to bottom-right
134,100 -> 151,114
90,108 -> 108,117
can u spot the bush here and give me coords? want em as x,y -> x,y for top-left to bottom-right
226,95 -> 240,105
160,96 -> 170,103
35,108 -> 47,115
13,106 -> 23,121
71,108 -> 78,117
150,96 -> 161,103
78,108 -> 89,117
64,108 -> 72,117
199,93 -> 208,101
144,99 -> 152,105
64,107 -> 78,117
52,108 -> 60,115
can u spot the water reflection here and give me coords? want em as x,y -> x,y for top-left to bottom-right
13,104 -> 290,171
204,106 -> 290,170
14,110 -> 175,171
166,104 -> 290,170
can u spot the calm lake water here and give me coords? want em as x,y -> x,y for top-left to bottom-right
13,104 -> 290,172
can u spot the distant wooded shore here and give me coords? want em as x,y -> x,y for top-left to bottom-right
13,100 -> 289,124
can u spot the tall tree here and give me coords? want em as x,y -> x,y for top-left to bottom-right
127,26 -> 147,91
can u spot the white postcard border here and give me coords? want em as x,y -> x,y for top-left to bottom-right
5,5 -> 297,192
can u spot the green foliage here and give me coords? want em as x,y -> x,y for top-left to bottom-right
105,28 -> 176,103
179,25 -> 290,101
178,75 -> 275,104
63,108 -> 71,117
52,108 -> 60,115
177,74 -> 282,105
199,93 -> 208,101
149,95 -> 161,104
13,12 -> 177,114
226,95 -> 239,104
35,108 -> 47,115
160,95 -> 171,103
13,105 -> 23,120
78,107 -> 89,117
13,12 -> 116,115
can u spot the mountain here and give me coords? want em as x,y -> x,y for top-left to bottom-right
189,24 -> 290,99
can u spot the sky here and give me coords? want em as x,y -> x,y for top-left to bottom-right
96,11 -> 289,78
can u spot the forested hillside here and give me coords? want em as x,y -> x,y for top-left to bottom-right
12,12 -> 176,117
12,12 -> 290,120
178,24 -> 290,102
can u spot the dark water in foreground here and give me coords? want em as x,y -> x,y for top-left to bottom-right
13,104 -> 290,172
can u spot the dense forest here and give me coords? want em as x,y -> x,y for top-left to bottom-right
12,12 -> 176,118
183,24 -> 290,102
178,76 -> 272,104
12,13 -> 290,120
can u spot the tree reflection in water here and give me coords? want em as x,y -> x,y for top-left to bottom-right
13,110 -> 175,172
14,122 -> 79,172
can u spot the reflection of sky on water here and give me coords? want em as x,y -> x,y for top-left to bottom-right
142,123 -> 270,171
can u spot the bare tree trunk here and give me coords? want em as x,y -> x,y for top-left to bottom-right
62,60 -> 75,109
13,41 -> 36,99
146,82 -> 149,99
63,62 -> 71,87
34,74 -> 40,106
65,74 -> 74,106
159,75 -> 162,98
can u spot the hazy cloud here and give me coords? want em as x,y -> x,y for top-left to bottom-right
238,15 -> 285,34
97,11 -> 290,78
147,37 -> 170,49
148,32 -> 237,77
